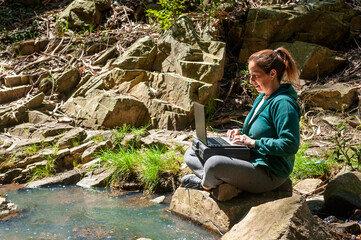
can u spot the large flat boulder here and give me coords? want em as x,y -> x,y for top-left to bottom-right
24,169 -> 86,188
76,167 -> 114,188
300,84 -> 358,111
61,90 -> 151,129
221,195 -> 334,240
271,41 -> 346,80
169,185 -> 292,234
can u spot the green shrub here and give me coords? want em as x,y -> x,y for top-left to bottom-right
328,122 -> 361,171
146,0 -> 187,30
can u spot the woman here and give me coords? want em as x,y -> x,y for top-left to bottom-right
181,47 -> 301,200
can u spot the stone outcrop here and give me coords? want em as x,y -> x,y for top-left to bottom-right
62,90 -> 151,129
58,0 -> 112,29
300,84 -> 359,111
271,41 -> 346,80
169,183 -> 292,234
324,171 -> 361,217
221,195 -> 335,240
238,0 -> 360,65
62,16 -> 223,130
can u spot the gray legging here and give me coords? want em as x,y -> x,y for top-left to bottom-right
184,148 -> 287,193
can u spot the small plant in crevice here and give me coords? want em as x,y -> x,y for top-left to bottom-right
24,144 -> 38,156
0,155 -> 16,170
328,122 -> 361,171
206,98 -> 223,126
29,154 -> 57,182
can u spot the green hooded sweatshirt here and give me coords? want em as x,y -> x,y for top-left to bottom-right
242,84 -> 301,178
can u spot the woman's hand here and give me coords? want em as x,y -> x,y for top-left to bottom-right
231,134 -> 256,148
227,129 -> 241,140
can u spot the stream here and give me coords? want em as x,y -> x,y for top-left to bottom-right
0,185 -> 219,240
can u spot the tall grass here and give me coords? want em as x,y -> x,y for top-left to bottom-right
290,143 -> 337,184
99,145 -> 183,192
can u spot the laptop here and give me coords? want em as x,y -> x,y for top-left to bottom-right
194,102 -> 247,148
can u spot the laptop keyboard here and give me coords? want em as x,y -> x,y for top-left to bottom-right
208,137 -> 230,146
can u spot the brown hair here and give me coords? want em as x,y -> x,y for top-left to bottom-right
248,47 -> 299,85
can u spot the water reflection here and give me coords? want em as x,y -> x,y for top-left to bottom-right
1,185 -> 218,240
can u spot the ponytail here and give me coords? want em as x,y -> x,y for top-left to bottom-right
248,47 -> 299,86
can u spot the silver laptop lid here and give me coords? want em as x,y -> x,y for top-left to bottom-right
194,102 -> 208,145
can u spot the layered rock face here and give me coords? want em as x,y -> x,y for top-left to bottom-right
238,0 -> 359,65
62,17 -> 224,130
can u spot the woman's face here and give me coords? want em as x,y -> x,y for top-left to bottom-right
248,60 -> 277,95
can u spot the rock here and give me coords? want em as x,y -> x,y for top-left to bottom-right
69,141 -> 94,155
81,140 -> 112,163
17,39 -> 36,55
112,36 -> 157,70
238,0 -> 356,64
57,128 -> 87,149
300,84 -> 359,111
0,168 -> 23,184
294,178 -> 323,195
330,222 -> 361,234
347,117 -> 361,129
32,123 -> 73,138
54,68 -> 80,95
25,92 -> 45,109
65,16 -> 222,130
61,90 -> 151,129
322,116 -> 344,127
0,196 -> 17,221
349,209 -> 361,221
28,111 -> 52,124
13,149 -> 53,169
150,195 -> 166,204
154,16 -> 226,84
0,92 -> 44,129
4,75 -> 30,87
324,171 -> 361,217
306,195 -> 325,215
81,158 -> 102,168
271,41 -> 346,80
93,46 -> 117,66
169,184 -> 292,233
58,0 -> 112,29
76,167 -> 114,188
221,195 -> 334,240
24,169 -> 86,188
0,85 -> 32,104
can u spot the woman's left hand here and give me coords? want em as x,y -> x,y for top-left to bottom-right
231,134 -> 256,148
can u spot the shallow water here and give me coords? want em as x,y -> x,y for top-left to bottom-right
0,185 -> 218,240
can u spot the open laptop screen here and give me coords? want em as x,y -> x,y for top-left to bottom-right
194,102 -> 208,145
